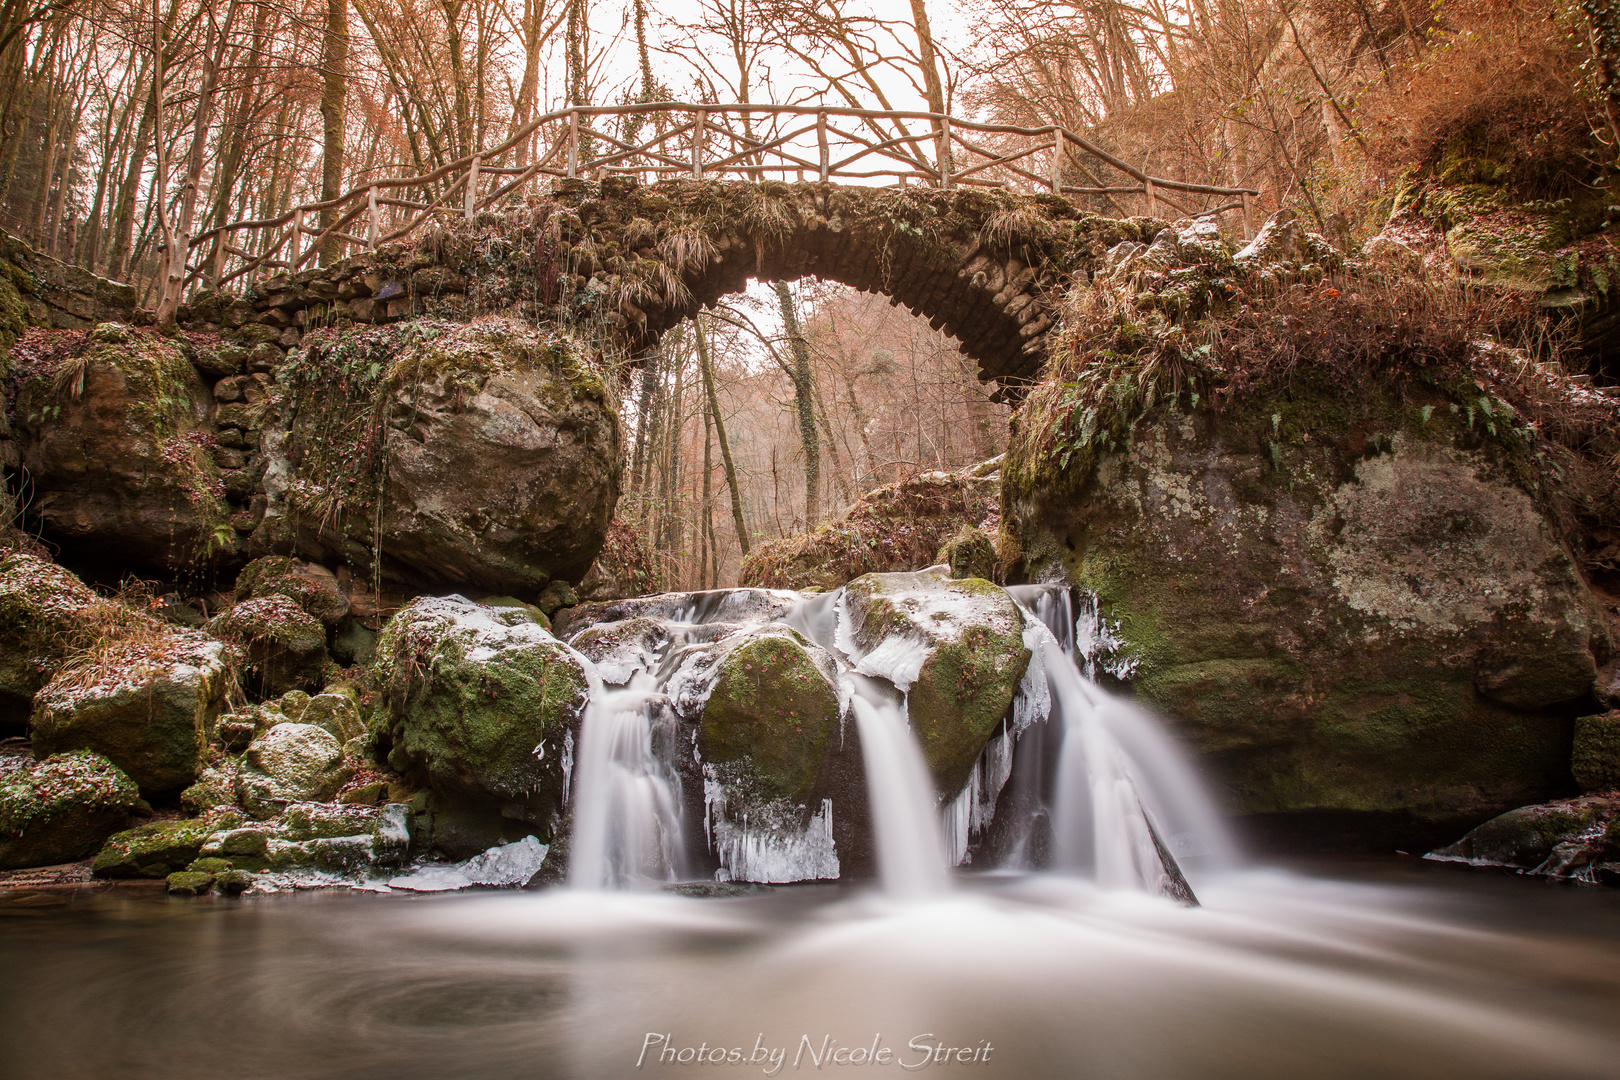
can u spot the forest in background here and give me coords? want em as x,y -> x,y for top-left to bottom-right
0,0 -> 1611,587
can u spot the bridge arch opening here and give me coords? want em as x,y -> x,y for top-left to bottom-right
542,178 -> 1114,396
617,273 -> 1010,588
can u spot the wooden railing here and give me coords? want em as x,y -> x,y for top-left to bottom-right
181,103 -> 1261,299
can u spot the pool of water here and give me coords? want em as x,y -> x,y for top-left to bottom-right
2,860 -> 1617,1080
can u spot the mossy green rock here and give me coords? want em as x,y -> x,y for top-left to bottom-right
9,324 -> 230,570
1005,391 -> 1607,824
237,723 -> 350,817
31,634 -> 228,795
92,817 -> 216,878
299,693 -> 365,743
165,870 -> 215,895
0,553 -> 98,714
234,556 -> 350,627
208,595 -> 327,696
938,526 -> 997,582
1427,796 -> 1617,870
1445,215 -> 1576,292
0,751 -> 139,869
699,627 -> 842,804
1573,711 -> 1620,794
843,571 -> 1029,796
259,318 -> 619,595
377,596 -> 588,814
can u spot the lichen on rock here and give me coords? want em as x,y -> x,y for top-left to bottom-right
841,571 -> 1029,797
0,751 -> 139,870
256,316 -> 620,596
236,722 -> 351,818
375,595 -> 589,853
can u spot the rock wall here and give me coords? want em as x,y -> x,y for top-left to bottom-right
1003,214 -> 1617,846
2,317 -> 620,599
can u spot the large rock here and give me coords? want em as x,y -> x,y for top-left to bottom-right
236,723 -> 350,818
375,596 -> 589,854
8,323 -> 230,571
30,633 -> 228,795
234,556 -> 349,627
1005,385 -> 1608,830
693,626 -> 846,803
841,571 -> 1029,796
208,595 -> 327,697
0,553 -> 99,723
0,751 -> 139,869
257,319 -> 620,596
740,464 -> 1000,591
1427,795 -> 1618,880
664,623 -> 861,883
92,817 -> 219,878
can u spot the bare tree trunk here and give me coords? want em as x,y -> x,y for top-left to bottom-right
318,0 -> 348,265
631,345 -> 663,495
774,281 -> 820,527
700,393 -> 713,589
696,316 -> 749,557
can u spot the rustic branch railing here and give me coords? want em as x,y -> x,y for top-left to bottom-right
178,103 -> 1261,301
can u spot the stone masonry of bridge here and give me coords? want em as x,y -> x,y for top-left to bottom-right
175,177 -> 1166,396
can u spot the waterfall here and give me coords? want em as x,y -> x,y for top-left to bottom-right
567,666 -> 686,890
847,674 -> 952,899
562,578 -> 1229,901
1006,584 -> 1236,897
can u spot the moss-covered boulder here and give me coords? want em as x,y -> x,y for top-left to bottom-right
375,596 -> 588,854
234,556 -> 349,627
741,464 -> 1000,591
1427,795 -> 1619,880
236,722 -> 350,818
698,627 -> 844,805
661,623 -> 860,883
299,692 -> 365,744
1574,711 -> 1620,794
30,633 -> 228,795
92,817 -> 217,878
165,869 -> 216,895
1006,390 -> 1606,827
0,751 -> 139,869
842,571 -> 1029,796
0,553 -> 99,721
209,595 -> 327,697
7,323 -> 231,570
938,526 -> 997,582
257,318 -> 620,596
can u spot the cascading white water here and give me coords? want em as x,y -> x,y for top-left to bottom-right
1006,583 -> 1236,894
846,674 -> 952,899
563,576 -> 1230,900
567,665 -> 686,890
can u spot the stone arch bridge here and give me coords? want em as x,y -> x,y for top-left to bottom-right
182,178 -> 1167,396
